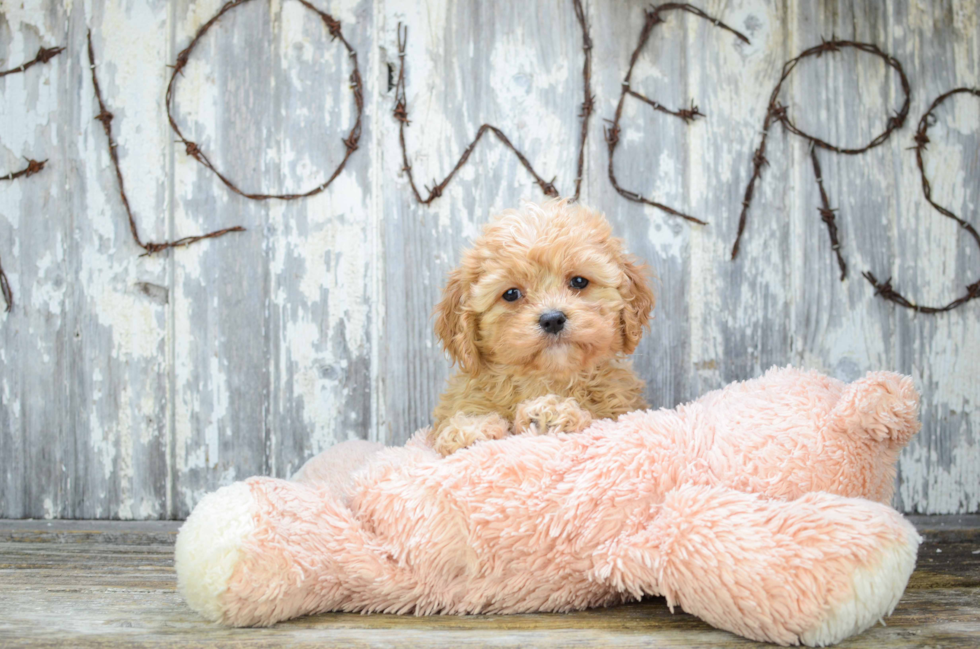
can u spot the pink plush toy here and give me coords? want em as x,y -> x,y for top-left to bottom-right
175,367 -> 922,646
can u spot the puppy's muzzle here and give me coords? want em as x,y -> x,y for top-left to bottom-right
539,311 -> 567,335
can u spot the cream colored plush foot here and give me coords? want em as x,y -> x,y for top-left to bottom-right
174,482 -> 257,623
798,532 -> 919,646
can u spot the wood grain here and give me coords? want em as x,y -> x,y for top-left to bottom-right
0,518 -> 978,647
1,0 -> 978,518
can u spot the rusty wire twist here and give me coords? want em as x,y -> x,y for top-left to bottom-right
393,0 -> 593,204
1,44 -> 65,312
863,87 -> 980,313
0,45 -> 64,80
165,0 -> 363,201
731,39 -> 911,272
809,144 -> 846,280
605,4 -> 749,226
0,250 -> 9,313
0,156 -> 48,183
88,31 -> 245,257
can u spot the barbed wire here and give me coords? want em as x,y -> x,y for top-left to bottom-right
165,0 -> 363,201
0,44 -> 65,312
864,87 -> 980,313
392,0 -> 593,204
604,3 -> 750,226
0,45 -> 63,80
0,250 -> 9,312
731,39 -> 911,272
809,144 -> 846,280
6,10 -> 976,318
0,157 -> 47,183
88,31 -> 245,256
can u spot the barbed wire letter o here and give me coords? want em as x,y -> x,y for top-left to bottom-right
165,0 -> 364,201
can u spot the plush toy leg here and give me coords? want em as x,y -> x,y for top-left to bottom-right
594,486 -> 919,646
827,371 -> 920,446
176,476 -> 407,627
818,372 -> 921,504
291,439 -> 385,505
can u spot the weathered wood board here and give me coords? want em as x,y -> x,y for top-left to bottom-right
0,517 -> 978,647
1,0 -> 978,519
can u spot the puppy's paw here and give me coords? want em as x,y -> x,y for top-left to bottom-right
430,412 -> 511,456
514,395 -> 593,436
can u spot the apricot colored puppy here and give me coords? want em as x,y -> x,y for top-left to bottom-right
430,199 -> 655,455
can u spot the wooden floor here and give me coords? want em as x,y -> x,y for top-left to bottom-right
1,517 -> 978,648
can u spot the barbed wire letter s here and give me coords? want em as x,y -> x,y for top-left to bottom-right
864,88 -> 980,314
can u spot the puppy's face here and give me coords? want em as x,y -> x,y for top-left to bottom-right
435,200 -> 654,376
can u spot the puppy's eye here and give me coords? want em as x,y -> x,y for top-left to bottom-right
502,288 -> 522,302
569,276 -> 589,290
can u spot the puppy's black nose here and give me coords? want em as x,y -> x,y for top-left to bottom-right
539,311 -> 567,335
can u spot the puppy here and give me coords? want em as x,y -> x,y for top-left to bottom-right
429,199 -> 655,456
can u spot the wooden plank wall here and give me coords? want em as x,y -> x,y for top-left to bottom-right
0,0 -> 977,519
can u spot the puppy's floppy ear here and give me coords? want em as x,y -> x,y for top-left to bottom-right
619,256 -> 655,355
433,268 -> 482,372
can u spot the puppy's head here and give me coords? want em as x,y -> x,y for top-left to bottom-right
434,199 -> 655,376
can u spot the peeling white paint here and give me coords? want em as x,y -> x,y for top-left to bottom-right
2,0 -> 979,520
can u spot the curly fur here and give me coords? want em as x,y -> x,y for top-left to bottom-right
430,199 -> 655,455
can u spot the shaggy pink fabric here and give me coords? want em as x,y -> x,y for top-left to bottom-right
291,438 -> 384,506
176,367 -> 922,644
